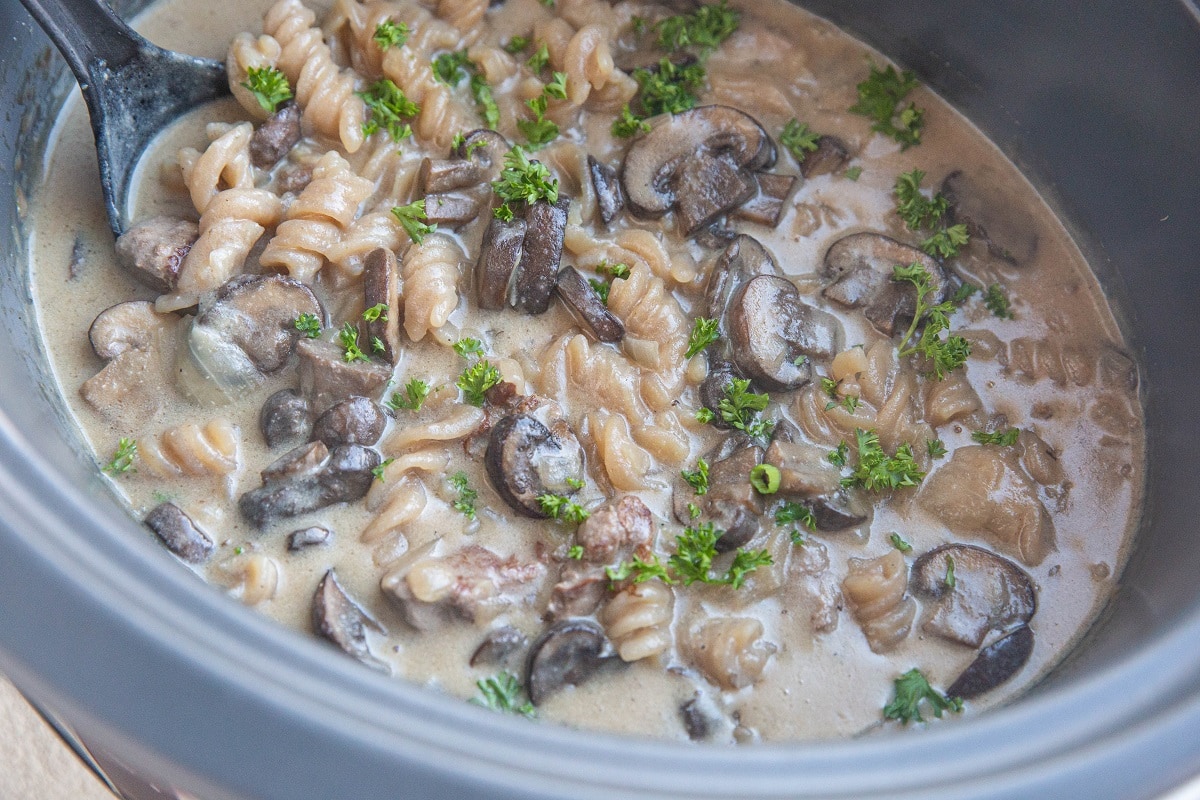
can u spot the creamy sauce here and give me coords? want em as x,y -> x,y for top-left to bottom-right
27,0 -> 1143,742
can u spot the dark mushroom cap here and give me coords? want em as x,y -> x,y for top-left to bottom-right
250,103 -> 302,169
798,135 -> 850,179
476,216 -> 527,311
259,388 -> 311,449
454,129 -> 510,177
911,543 -> 1037,648
311,396 -> 387,448
513,197 -> 570,315
704,234 -> 782,323
312,569 -> 388,672
525,619 -> 613,705
113,216 -> 197,293
942,169 -> 1038,266
555,266 -> 625,343
485,414 -> 584,518
361,248 -> 401,364
587,155 -> 625,225
621,106 -> 775,226
469,626 -> 529,668
947,624 -> 1034,699
822,232 -> 947,336
144,502 -> 214,563
705,445 -> 765,552
728,275 -> 842,391
194,274 -> 323,376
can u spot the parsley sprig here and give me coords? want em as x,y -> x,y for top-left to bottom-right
294,312 -> 322,339
606,521 -> 772,590
612,105 -> 651,138
338,322 -> 368,363
893,170 -> 970,260
587,260 -> 630,305
373,19 -> 409,50
632,57 -> 706,117
983,283 -> 1013,318
538,494 -> 590,523
470,671 -> 536,718
850,63 -> 924,149
492,147 -> 559,220
972,427 -> 1020,446
653,1 -> 740,55
780,119 -> 820,164
883,668 -> 963,724
840,428 -> 925,492
717,378 -> 773,440
892,263 -> 971,379
241,66 -> 292,114
386,378 -> 431,412
681,457 -> 710,495
103,437 -> 138,476
685,317 -> 720,359
391,199 -> 437,245
449,471 -> 478,520
360,79 -> 419,142
457,361 -> 502,406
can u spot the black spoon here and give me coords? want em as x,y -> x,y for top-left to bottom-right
18,0 -> 230,236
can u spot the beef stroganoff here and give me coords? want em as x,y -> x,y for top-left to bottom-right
28,0 -> 1144,742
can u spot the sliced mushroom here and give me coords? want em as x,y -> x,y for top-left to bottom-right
470,626 -> 529,668
453,129 -> 510,179
621,106 -> 776,236
822,232 -> 947,336
114,216 -> 198,292
312,569 -> 388,672
947,625 -> 1035,699
259,388 -> 311,449
525,619 -> 613,705
674,445 -> 763,552
555,266 -> 625,343
144,502 -> 214,563
476,216 -> 527,311
941,170 -> 1038,266
249,103 -> 301,169
728,276 -> 842,391
910,543 -> 1036,648
287,525 -> 332,551
296,337 -> 392,417
82,301 -> 177,417
513,197 -> 570,314
730,172 -> 796,227
419,157 -> 486,193
798,135 -> 849,179
697,361 -> 739,430
239,442 -> 380,528
311,396 -> 386,447
587,155 -> 625,225
704,235 -> 782,323
485,414 -> 585,518
360,247 -> 401,364
423,191 -> 486,227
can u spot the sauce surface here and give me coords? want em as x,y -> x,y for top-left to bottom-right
27,0 -> 1143,742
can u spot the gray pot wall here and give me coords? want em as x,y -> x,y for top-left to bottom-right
0,1 -> 1198,799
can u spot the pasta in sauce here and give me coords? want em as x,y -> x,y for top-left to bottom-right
28,0 -> 1144,742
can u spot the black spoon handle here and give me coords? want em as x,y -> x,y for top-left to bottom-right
16,0 -> 143,89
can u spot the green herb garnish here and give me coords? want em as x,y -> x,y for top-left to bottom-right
892,263 -> 971,379
471,74 -> 501,129
776,501 -> 816,531
338,322 -> 368,363
294,312 -> 321,338
432,50 -> 473,85
841,428 -> 925,492
538,494 -> 590,523
470,671 -> 536,718
453,337 -> 486,359
362,303 -> 388,322
850,63 -> 924,149
372,458 -> 395,482
654,1 -> 740,54
504,36 -> 529,54
983,283 -> 1013,318
926,439 -> 947,458
883,668 -> 963,724
717,378 -> 772,440
685,317 -> 720,359
681,458 -> 710,495
386,378 -> 431,412
492,146 -> 559,219
632,57 -> 706,117
373,19 -> 409,50
103,437 -> 138,476
893,170 -> 970,259
241,66 -> 292,114
889,532 -> 913,553
780,119 -> 820,163
844,165 -> 863,181
527,43 -> 550,73
971,428 -> 1020,446
612,105 -> 651,138
456,360 -> 502,406
360,79 -> 419,142
944,554 -> 957,589
449,471 -> 478,520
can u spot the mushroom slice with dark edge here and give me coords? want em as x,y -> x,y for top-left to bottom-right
703,234 -> 782,323
941,170 -> 1038,266
485,414 -> 585,518
910,543 -> 1036,648
311,396 -> 386,447
822,232 -> 948,336
470,626 -> 529,668
587,155 -> 625,225
114,216 -> 198,292
526,619 -> 614,705
239,441 -> 380,528
674,445 -> 764,552
947,625 -> 1035,699
418,156 -> 486,193
453,128 -> 510,180
259,388 -> 311,449
312,569 -> 388,672
249,103 -> 301,169
180,274 -> 323,404
476,216 -> 527,311
730,172 -> 796,227
697,361 -> 739,429
360,247 -> 401,364
296,337 -> 392,417
89,300 -> 173,360
82,300 -> 177,417
620,105 -> 776,236
798,135 -> 849,179
423,192 -> 485,227
764,437 -> 869,531
555,266 -> 625,343
728,275 -> 843,391
513,197 -> 570,314
144,502 -> 214,563
287,525 -> 332,551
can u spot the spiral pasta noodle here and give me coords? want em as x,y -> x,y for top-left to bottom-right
842,550 -> 916,653
685,617 -> 777,691
139,418 -> 240,479
400,233 -> 464,342
601,580 -> 674,662
606,263 -> 689,409
227,33 -> 283,121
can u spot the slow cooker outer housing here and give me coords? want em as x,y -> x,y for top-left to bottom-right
1,1 -> 1198,798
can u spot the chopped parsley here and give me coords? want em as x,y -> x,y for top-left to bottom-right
632,57 -> 706,117
892,263 -> 971,379
951,281 -> 980,305
883,668 -> 963,724
294,312 -> 321,338
453,337 -> 486,359
972,428 -> 1020,446
456,360 -> 502,406
828,441 -> 849,467
360,79 -> 419,142
893,170 -> 970,260
338,322 -> 368,363
519,93 -> 560,148
373,19 -> 409,50
607,522 -> 772,590
687,502 -> 702,519
840,428 -> 925,492
775,501 -> 816,531
568,544 -> 584,559
654,1 -> 740,55
717,378 -> 773,440
983,283 -> 1013,318
927,438 -> 947,458
371,458 -> 395,482
492,146 -> 559,219
449,471 -> 478,520
471,74 -> 501,129
544,71 -> 568,99
526,43 -> 550,73
362,303 -> 388,322
386,378 -> 430,412
850,63 -> 924,149
538,494 -> 590,523
695,407 -> 715,424
612,104 -> 651,138
432,50 -> 473,85
749,463 -> 781,495
606,552 -> 673,586
504,36 -> 529,54
241,66 -> 292,114
565,477 -> 585,490
844,165 -> 863,181
889,532 -> 913,553
944,554 -> 957,589
685,317 -> 720,359
681,458 -> 710,495
470,671 -> 536,718
780,119 -> 820,163
102,437 -> 137,476
588,261 -> 631,305
371,336 -> 385,353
